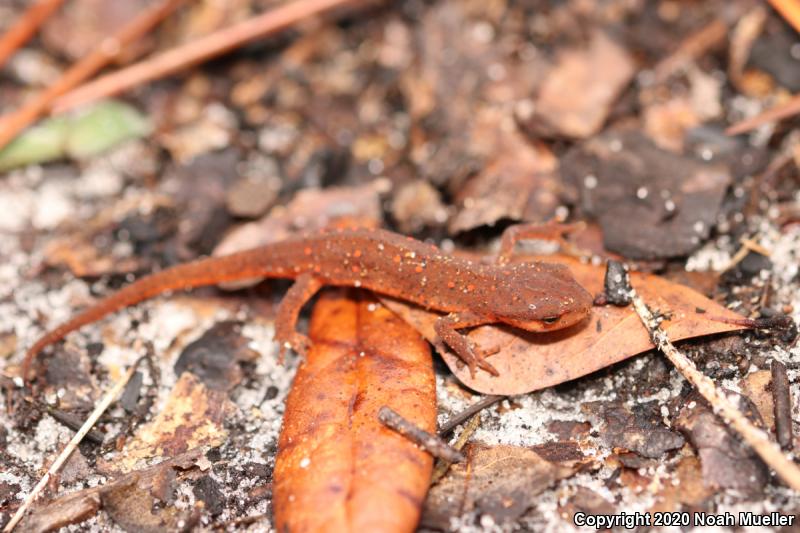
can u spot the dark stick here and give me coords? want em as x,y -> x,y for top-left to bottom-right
438,395 -> 503,436
772,360 -> 794,449
43,406 -> 105,444
378,406 -> 465,463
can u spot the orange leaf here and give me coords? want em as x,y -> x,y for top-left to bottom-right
382,256 -> 745,395
273,290 -> 436,533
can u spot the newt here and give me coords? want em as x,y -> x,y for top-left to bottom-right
21,225 -> 593,382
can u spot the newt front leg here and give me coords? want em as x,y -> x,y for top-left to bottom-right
434,311 -> 500,377
274,273 -> 323,362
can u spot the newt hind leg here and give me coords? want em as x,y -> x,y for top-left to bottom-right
274,273 -> 324,362
497,221 -> 587,264
433,311 -> 499,377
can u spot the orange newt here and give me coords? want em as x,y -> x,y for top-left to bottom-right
22,225 -> 592,381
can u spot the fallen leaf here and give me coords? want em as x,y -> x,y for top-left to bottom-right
421,442 -> 582,528
675,392 -> 768,497
449,131 -> 559,233
650,453 -> 714,512
546,420 -> 591,441
402,1 -> 497,189
525,31 -> 634,139
115,373 -> 232,472
17,491 -> 101,533
381,255 -> 745,395
740,369 -> 775,431
560,487 -> 616,525
17,450 -> 206,533
273,290 -> 436,533
0,100 -> 150,171
193,475 -> 225,517
102,480 -> 182,533
0,117 -> 69,171
38,346 -> 97,410
561,130 -> 732,259
65,100 -> 151,159
42,194 -> 175,278
583,402 -> 684,459
173,321 -> 259,392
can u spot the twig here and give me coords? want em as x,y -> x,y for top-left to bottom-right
378,406 -> 465,463
438,395 -> 502,436
722,236 -> 770,272
627,278 -> 800,491
0,0 -> 187,151
726,93 -> 800,136
772,360 -> 794,449
0,0 -> 65,69
3,362 -> 139,533
42,405 -> 105,444
51,0 -> 363,114
767,0 -> 800,34
652,19 -> 728,83
431,412 -> 482,484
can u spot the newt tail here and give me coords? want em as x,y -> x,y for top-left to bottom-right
22,247 -> 283,381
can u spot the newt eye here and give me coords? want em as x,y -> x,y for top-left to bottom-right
541,316 -> 559,324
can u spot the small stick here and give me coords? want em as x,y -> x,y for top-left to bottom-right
0,0 -> 66,69
0,0 -> 187,151
726,93 -> 800,136
438,395 -> 502,436
767,0 -> 800,34
772,360 -> 794,449
3,363 -> 139,533
626,273 -> 800,491
51,0 -> 362,114
703,314 -> 795,330
722,236 -> 771,273
431,412 -> 482,484
378,406 -> 465,463
42,405 -> 105,444
652,18 -> 728,83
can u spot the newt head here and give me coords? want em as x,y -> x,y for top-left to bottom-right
487,262 -> 592,332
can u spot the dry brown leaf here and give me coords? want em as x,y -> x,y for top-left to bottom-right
528,31 -> 634,139
382,255 -> 745,395
102,480 -> 182,533
561,130 -> 732,260
273,290 -> 436,533
173,321 -> 260,392
675,393 -> 769,497
650,453 -> 714,513
42,194 -> 175,278
115,372 -> 232,472
421,442 -> 583,528
17,491 -> 101,533
449,130 -> 559,233
17,450 -> 206,533
740,369 -> 775,431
